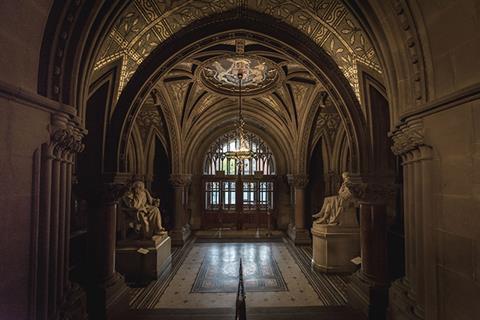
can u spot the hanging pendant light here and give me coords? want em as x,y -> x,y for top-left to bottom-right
225,65 -> 254,176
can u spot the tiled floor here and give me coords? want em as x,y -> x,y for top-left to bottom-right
123,235 -> 362,320
155,242 -> 321,308
129,235 -> 350,308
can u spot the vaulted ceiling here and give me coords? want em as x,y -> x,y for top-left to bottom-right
94,0 -> 382,100
91,0 -> 383,173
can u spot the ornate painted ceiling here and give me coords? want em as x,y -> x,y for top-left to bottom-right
132,38 -> 345,171
94,0 -> 382,100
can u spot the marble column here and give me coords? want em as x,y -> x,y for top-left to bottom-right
287,174 -> 310,244
169,174 -> 192,245
389,120 -> 436,320
346,179 -> 395,320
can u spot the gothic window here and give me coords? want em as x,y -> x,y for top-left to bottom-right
203,131 -> 275,175
202,131 -> 276,223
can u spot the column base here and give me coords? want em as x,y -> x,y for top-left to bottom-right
287,224 -> 311,244
347,271 -> 389,320
87,273 -> 130,320
389,279 -> 424,320
169,224 -> 192,246
58,283 -> 87,320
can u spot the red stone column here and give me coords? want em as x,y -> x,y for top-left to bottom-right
169,174 -> 192,245
347,179 -> 395,320
287,174 -> 310,244
87,181 -> 129,319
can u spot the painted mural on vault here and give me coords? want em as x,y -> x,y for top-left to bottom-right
199,55 -> 281,96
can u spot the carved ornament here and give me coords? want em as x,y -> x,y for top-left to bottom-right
169,174 -> 192,187
391,120 -> 425,156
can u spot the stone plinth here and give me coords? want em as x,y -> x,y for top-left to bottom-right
311,224 -> 360,273
116,235 -> 171,285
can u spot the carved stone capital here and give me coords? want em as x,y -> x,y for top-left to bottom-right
289,174 -> 309,189
391,120 -> 425,156
342,174 -> 396,204
169,174 -> 192,188
50,112 -> 86,156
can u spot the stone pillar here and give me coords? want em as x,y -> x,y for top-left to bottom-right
389,120 -> 436,320
87,180 -> 129,320
169,174 -> 192,245
34,112 -> 88,320
287,174 -> 310,244
346,178 -> 395,320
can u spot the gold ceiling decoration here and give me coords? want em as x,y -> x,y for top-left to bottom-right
93,0 -> 382,101
198,54 -> 282,96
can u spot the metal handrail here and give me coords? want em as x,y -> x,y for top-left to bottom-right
235,258 -> 247,320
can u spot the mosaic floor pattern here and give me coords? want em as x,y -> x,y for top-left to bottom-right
129,236 -> 349,311
191,243 -> 287,293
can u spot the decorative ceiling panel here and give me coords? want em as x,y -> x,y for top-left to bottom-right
93,0 -> 381,100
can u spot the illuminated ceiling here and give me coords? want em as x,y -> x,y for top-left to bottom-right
94,0 -> 382,100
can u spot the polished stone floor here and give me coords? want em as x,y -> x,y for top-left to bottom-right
129,236 -> 349,310
156,242 -> 319,308
190,243 -> 288,293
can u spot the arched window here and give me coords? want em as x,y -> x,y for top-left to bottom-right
204,131 -> 275,175
202,131 -> 276,229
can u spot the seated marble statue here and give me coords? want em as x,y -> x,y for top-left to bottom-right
122,180 -> 166,239
312,172 -> 358,226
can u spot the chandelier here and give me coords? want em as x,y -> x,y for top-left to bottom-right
226,67 -> 253,165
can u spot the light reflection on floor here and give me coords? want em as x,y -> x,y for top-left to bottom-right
155,242 -> 322,309
191,243 -> 287,293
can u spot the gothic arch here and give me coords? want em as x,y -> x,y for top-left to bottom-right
102,9 -> 369,175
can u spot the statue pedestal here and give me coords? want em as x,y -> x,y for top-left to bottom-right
311,224 -> 360,273
116,234 -> 171,285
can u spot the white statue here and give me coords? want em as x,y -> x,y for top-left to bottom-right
312,172 -> 358,226
122,180 -> 166,239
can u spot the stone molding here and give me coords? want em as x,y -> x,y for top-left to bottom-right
0,79 -> 76,115
169,174 -> 192,187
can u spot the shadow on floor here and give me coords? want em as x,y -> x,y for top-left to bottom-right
117,306 -> 365,320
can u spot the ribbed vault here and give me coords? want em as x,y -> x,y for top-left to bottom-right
127,36 -> 351,176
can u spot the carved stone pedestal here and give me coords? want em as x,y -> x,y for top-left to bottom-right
116,235 -> 172,285
311,224 -> 360,273
389,279 -> 423,320
287,224 -> 311,244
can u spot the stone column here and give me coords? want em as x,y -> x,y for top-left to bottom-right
389,120 -> 436,320
287,174 -> 310,244
346,179 -> 395,320
35,112 -> 88,320
86,180 -> 129,320
169,174 -> 192,245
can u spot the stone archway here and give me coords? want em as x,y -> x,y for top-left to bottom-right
102,9 -> 370,177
